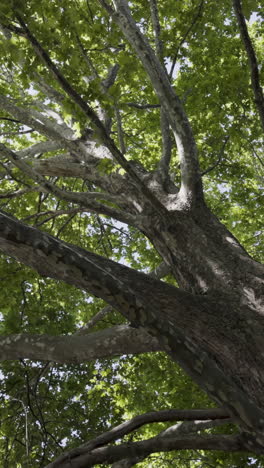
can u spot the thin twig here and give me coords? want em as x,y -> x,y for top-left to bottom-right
169,0 -> 204,80
201,137 -> 229,176
125,102 -> 160,110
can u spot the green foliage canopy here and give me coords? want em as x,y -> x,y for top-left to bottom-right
0,0 -> 263,466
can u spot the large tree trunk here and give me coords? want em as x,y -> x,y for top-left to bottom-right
141,202 -> 263,301
141,204 -> 264,400
1,207 -> 264,451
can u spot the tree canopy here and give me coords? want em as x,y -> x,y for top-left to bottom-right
0,0 -> 263,467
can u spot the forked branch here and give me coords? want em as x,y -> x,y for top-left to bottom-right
49,408 -> 230,467
47,434 -> 243,467
13,13 -> 166,216
0,143 -> 135,225
99,0 -> 203,206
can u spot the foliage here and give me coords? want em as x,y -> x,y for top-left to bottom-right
0,0 -> 263,466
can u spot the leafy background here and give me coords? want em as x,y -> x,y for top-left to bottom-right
0,0 -> 263,465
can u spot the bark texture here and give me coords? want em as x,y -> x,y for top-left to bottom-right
0,210 -> 264,451
0,1 -> 263,464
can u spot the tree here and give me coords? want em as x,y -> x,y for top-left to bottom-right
0,0 -> 263,466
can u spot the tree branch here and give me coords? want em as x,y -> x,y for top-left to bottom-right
77,305 -> 113,334
15,13 -> 167,217
46,434 -> 244,468
78,261 -> 170,335
1,210 -> 264,440
33,155 -> 118,189
27,259 -> 170,385
125,102 -> 160,110
169,0 -> 204,80
149,0 -> 163,60
23,208 -> 88,225
0,186 -> 40,200
233,0 -> 264,131
99,0 -> 203,207
0,95 -> 68,142
158,110 -> 173,183
50,408 -> 230,467
32,153 -> 155,220
0,325 -> 161,363
33,72 -> 65,104
0,143 -> 136,225
114,104 -> 126,154
201,136 -> 229,176
149,0 -> 173,183
17,140 -> 63,159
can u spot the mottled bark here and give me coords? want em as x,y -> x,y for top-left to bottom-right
99,0 -> 202,207
0,325 -> 161,363
0,2 -> 263,463
1,210 -> 264,450
141,204 -> 264,303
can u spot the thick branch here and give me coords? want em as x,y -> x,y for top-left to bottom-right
232,0 -> 264,131
114,104 -> 126,154
80,409 -> 230,451
157,418 -> 232,438
50,408 -> 230,466
149,1 -> 172,182
99,0 -> 203,206
33,154 -> 115,185
0,325 -> 160,363
18,140 -> 63,159
46,434 -> 244,468
1,212 -> 264,440
78,261 -> 170,334
149,0 -> 163,60
26,262 -> 170,383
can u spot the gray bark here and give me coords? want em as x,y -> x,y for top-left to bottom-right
46,434 -> 243,468
0,325 -> 161,363
0,210 -> 264,450
0,3 -> 263,464
48,409 -> 231,467
99,0 -> 202,207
